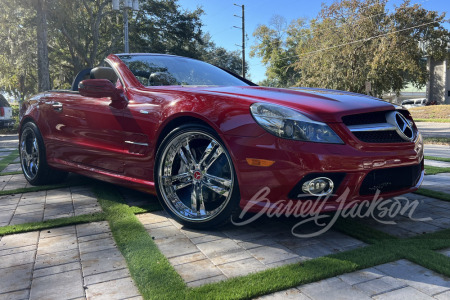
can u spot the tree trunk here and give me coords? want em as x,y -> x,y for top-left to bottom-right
36,0 -> 51,92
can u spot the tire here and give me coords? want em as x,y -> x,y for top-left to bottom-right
155,124 -> 240,229
19,122 -> 68,185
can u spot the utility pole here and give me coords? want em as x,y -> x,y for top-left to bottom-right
233,4 -> 245,78
112,0 -> 140,53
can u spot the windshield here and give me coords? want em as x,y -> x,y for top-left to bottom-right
118,54 -> 248,87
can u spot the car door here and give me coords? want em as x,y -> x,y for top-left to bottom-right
43,91 -> 125,174
120,96 -> 160,182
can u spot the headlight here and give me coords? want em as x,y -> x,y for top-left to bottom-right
250,103 -> 344,144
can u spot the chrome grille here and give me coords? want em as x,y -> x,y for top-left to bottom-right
342,110 -> 415,143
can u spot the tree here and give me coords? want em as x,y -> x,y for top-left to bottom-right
251,0 -> 450,96
251,15 -> 303,87
0,0 -> 249,96
200,34 -> 247,75
0,0 -> 38,101
35,0 -> 51,91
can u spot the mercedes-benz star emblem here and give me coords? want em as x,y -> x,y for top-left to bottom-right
386,111 -> 414,141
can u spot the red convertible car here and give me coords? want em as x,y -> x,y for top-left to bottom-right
19,53 -> 424,228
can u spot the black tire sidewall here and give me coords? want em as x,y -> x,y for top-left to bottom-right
154,124 -> 240,229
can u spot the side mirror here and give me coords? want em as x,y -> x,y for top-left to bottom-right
78,79 -> 126,108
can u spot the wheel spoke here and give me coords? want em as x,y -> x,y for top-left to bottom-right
191,182 -> 205,215
202,180 -> 230,198
181,139 -> 197,165
203,146 -> 223,171
204,173 -> 232,187
163,173 -> 192,190
198,140 -> 218,166
173,181 -> 193,191
163,172 -> 191,183
191,182 -> 198,211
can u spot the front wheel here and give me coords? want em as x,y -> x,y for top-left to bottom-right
155,124 -> 240,229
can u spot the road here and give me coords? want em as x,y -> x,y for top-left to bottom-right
416,122 -> 450,138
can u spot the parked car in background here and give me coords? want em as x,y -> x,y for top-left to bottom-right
0,94 -> 14,128
19,53 -> 424,228
401,98 -> 428,109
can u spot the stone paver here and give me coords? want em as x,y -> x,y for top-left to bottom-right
137,211 -> 366,287
357,192 -> 450,238
0,173 -> 30,190
258,260 -> 450,299
0,186 -> 102,226
421,173 -> 450,194
1,163 -> 21,174
0,222 -> 141,299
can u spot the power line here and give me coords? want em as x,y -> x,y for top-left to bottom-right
254,20 -> 440,66
255,11 -> 388,49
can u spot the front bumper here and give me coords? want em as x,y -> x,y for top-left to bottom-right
223,130 -> 424,214
0,119 -> 15,127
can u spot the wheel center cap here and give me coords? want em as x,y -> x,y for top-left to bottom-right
193,171 -> 202,180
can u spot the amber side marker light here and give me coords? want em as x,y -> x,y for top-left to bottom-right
246,158 -> 275,167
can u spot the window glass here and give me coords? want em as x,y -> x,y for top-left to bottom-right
118,55 -> 248,87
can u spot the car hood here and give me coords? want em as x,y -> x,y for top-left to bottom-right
189,86 -> 395,123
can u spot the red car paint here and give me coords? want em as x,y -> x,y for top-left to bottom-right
20,54 -> 424,213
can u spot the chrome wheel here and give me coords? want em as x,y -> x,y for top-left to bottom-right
20,127 -> 40,181
158,131 -> 234,223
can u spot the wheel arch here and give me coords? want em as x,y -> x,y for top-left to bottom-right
154,115 -> 218,158
18,116 -> 37,138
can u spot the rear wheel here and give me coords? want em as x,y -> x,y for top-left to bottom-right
20,122 -> 68,185
155,124 -> 240,228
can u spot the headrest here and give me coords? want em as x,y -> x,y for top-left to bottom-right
90,67 -> 118,83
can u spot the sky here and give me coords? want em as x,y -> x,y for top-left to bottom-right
176,0 -> 449,83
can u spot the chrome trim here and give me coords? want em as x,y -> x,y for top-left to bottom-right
347,123 -> 396,132
386,111 -> 414,141
139,110 -> 149,114
125,141 -> 148,147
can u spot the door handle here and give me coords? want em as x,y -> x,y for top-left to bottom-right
52,102 -> 63,111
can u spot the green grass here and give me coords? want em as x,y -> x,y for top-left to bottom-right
0,171 -> 24,176
415,118 -> 450,123
0,212 -> 106,236
425,156 -> 450,163
415,188 -> 450,202
129,203 -> 162,214
423,137 -> 450,146
424,165 -> 450,175
0,150 -> 19,172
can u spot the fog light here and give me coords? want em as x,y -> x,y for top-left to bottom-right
301,177 -> 334,196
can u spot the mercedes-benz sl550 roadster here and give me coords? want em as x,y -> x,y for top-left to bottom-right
19,53 -> 424,228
